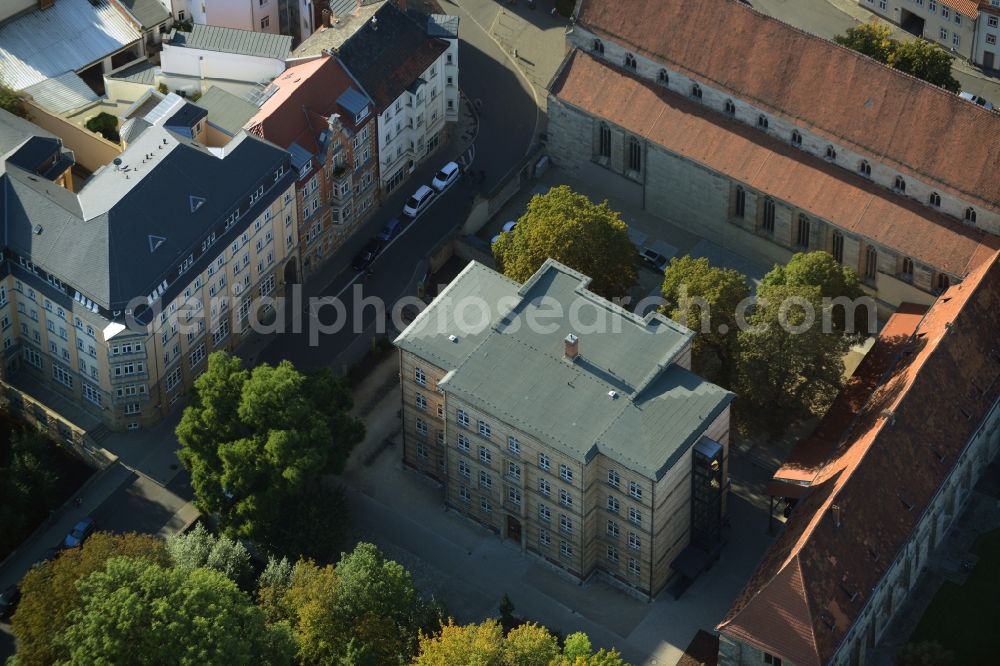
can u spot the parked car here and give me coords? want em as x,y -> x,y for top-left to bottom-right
959,91 -> 994,110
431,161 -> 460,192
402,185 -> 435,218
63,517 -> 95,549
502,220 -> 517,233
639,248 -> 669,272
352,239 -> 384,271
376,217 -> 404,242
0,585 -> 20,621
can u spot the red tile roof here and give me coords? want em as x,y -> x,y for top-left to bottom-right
948,0 -> 981,18
718,250 -> 1000,665
550,51 -> 1000,277
575,0 -> 1000,212
246,56 -> 360,154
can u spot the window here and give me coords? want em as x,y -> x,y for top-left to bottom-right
479,446 -> 492,465
507,461 -> 521,481
459,486 -> 471,503
628,531 -> 641,551
437,404 -> 444,419
791,130 -> 802,147
607,520 -> 619,538
480,497 -> 492,514
508,436 -> 520,454
559,464 -> 573,483
627,136 -> 642,172
941,6 -> 950,19
608,469 -> 621,488
901,257 -> 914,279
990,16 -> 999,28
624,53 -> 637,70
478,420 -> 492,438
457,409 -> 469,428
937,273 -> 951,292
560,514 -> 573,534
260,16 -> 269,29
988,33 -> 998,45
458,433 -> 470,452
894,175 -> 906,192
415,418 -> 428,437
539,503 -> 551,522
965,207 -> 977,224
657,69 -> 669,86
628,507 -> 642,525
607,545 -> 619,563
757,114 -> 769,130
189,344 -> 206,367
628,558 -> 640,577
598,123 -> 611,159
559,489 -> 573,507
539,478 -> 551,496
507,486 -> 521,505
538,452 -> 550,471
560,541 -> 572,558
592,38 -> 604,54
24,346 -> 42,369
832,231 -> 844,263
165,367 -> 182,392
761,197 -> 775,234
459,460 -> 471,478
763,653 -> 783,666
725,99 -> 736,115
415,393 -> 427,411
691,83 -> 702,100
124,403 -> 140,416
628,481 -> 642,500
414,367 -> 427,386
858,160 -> 871,177
826,145 -> 837,160
796,214 -> 810,248
607,495 -> 620,513
83,382 -> 102,406
952,33 -> 960,47
939,27 -> 948,41
212,318 -> 230,346
539,530 -> 550,548
734,186 -> 746,219
479,470 -> 492,490
865,246 -> 878,280
929,192 -> 941,207
53,363 -> 73,388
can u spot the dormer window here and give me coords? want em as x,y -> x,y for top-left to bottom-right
929,192 -> 941,207
593,38 -> 604,54
657,69 -> 669,86
965,207 -> 977,224
355,106 -> 369,124
757,115 -> 769,130
624,53 -> 637,70
826,145 -> 837,160
894,175 -> 906,193
691,83 -> 702,100
859,160 -> 871,177
791,130 -> 802,147
725,99 -> 736,115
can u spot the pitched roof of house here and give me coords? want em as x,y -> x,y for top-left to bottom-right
22,72 -> 100,114
718,250 -> 1000,666
167,23 -> 292,60
574,0 -> 1000,212
112,0 -> 169,28
337,2 -> 448,111
291,1 -> 386,57
551,50 -> 999,277
0,0 -> 140,91
948,0 -> 981,18
395,259 -> 733,480
246,56 -> 371,156
194,86 -> 259,136
106,60 -> 157,85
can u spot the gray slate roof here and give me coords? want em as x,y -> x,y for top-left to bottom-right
427,14 -> 459,39
2,126 -> 290,310
107,60 -> 157,85
168,24 -> 292,60
194,86 -> 258,136
0,0 -> 140,91
292,1 -> 385,57
22,72 -> 99,114
395,260 -> 733,479
114,0 -> 170,28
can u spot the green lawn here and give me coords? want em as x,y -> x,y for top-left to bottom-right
909,529 -> 1000,664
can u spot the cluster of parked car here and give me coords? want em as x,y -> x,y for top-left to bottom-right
351,161 -> 460,272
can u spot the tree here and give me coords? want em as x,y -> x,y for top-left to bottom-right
734,284 -> 850,434
492,185 -> 637,299
0,83 -> 26,118
889,38 -> 961,92
84,112 -> 120,143
833,21 -> 896,63
10,532 -> 169,666
0,429 -> 59,557
55,557 -> 295,665
414,619 -> 505,665
166,523 -> 253,588
503,623 -> 560,666
660,256 -> 751,385
759,251 -> 865,334
257,555 -> 295,623
176,352 -> 365,559
895,641 -> 955,666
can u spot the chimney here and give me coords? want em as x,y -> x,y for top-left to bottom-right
371,16 -> 378,30
327,113 -> 341,132
564,333 -> 579,360
38,0 -> 54,10
322,8 -> 331,27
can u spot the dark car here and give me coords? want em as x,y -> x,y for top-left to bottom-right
63,517 -> 95,549
639,248 -> 669,272
34,545 -> 60,566
0,585 -> 21,621
376,217 -> 404,242
352,239 -> 383,271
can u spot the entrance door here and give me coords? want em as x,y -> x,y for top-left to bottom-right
506,516 -> 521,542
985,51 -> 996,70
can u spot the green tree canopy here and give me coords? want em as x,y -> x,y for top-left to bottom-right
56,557 -> 295,665
492,185 -> 637,299
10,532 -> 169,665
889,38 -> 961,92
0,83 -> 26,118
760,251 -> 866,334
735,283 -> 850,433
1,429 -> 59,557
833,21 -> 896,62
166,522 -> 253,588
660,256 -> 751,386
176,352 -> 364,559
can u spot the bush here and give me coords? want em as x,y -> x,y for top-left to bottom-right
0,83 -> 26,118
84,112 -> 120,143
